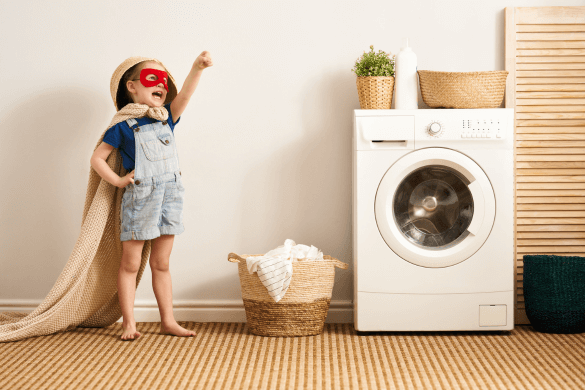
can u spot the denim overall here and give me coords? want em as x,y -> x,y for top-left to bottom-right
120,118 -> 185,241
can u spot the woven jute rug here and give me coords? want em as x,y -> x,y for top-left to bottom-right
0,323 -> 583,390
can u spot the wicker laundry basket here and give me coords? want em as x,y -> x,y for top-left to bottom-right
228,252 -> 348,337
418,70 -> 508,109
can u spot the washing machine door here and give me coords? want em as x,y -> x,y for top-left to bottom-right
375,148 -> 496,268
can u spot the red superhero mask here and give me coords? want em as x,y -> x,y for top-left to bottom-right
139,68 -> 169,91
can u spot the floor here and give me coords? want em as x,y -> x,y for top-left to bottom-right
0,323 -> 583,390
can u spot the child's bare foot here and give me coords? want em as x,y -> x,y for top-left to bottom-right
121,321 -> 141,340
160,321 -> 196,337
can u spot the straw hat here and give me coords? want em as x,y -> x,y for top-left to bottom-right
110,56 -> 178,111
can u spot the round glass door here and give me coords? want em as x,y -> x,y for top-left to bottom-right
375,148 -> 496,268
394,165 -> 474,250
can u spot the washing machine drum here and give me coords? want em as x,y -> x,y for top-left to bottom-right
375,148 -> 496,268
394,165 -> 474,249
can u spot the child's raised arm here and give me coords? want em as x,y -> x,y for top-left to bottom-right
170,51 -> 213,121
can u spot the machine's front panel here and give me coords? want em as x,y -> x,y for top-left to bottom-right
355,151 -> 511,295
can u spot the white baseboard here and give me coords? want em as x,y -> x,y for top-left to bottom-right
0,299 -> 531,325
0,299 -> 354,324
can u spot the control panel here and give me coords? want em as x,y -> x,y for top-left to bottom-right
418,113 -> 508,141
461,119 -> 504,139
354,109 -> 513,151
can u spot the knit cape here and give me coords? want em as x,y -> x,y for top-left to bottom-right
0,103 -> 171,342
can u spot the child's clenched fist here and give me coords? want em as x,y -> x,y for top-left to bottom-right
194,51 -> 213,70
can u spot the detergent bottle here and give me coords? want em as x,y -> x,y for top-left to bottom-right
394,38 -> 418,109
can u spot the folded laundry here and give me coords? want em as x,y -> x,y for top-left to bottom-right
246,239 -> 324,302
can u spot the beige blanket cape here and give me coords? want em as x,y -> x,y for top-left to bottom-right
0,104 -> 169,343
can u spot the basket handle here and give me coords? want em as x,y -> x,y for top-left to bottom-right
328,256 -> 349,270
228,253 -> 245,263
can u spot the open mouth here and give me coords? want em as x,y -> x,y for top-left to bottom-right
152,91 -> 164,99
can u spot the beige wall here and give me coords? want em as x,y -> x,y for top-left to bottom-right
1,0 -> 581,321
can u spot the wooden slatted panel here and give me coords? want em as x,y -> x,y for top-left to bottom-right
506,6 -> 585,325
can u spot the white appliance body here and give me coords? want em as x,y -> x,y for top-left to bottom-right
353,109 -> 514,331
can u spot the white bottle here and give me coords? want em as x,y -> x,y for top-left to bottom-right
394,39 -> 418,109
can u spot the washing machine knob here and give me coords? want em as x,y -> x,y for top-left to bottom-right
428,122 -> 442,135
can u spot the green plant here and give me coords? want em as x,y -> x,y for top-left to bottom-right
352,45 -> 395,77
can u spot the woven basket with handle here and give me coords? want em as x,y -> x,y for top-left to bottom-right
418,70 -> 508,109
228,253 -> 348,337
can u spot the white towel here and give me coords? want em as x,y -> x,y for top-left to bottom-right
246,239 -> 323,302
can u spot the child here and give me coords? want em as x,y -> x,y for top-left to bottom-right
90,53 -> 213,340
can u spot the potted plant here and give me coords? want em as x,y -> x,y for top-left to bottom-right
352,45 -> 396,109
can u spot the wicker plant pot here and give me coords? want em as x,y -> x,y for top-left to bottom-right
356,76 -> 395,109
228,253 -> 348,337
523,255 -> 585,334
418,70 -> 508,109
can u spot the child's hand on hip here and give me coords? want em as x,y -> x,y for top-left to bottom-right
117,170 -> 135,188
193,51 -> 213,70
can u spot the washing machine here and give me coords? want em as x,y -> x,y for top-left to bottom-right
353,109 -> 514,331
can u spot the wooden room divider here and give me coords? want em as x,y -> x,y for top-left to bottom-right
505,6 -> 585,324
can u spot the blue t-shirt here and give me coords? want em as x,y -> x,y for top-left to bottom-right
103,103 -> 180,171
